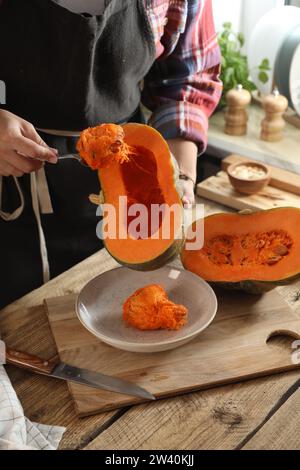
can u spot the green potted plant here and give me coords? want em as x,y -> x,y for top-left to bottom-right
218,22 -> 270,108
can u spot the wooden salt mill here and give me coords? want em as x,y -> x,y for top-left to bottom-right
261,89 -> 288,142
225,84 -> 251,136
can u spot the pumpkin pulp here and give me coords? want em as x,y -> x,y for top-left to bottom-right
121,146 -> 165,238
182,208 -> 300,283
123,284 -> 188,331
204,230 -> 292,268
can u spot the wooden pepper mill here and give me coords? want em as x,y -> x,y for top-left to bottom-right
261,89 -> 288,142
225,84 -> 252,136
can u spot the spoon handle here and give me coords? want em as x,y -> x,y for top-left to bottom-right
58,154 -> 88,167
58,153 -> 81,161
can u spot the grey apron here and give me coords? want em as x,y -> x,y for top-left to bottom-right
0,0 -> 155,308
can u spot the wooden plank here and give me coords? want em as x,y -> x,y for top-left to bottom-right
243,387 -> 300,450
84,369 -> 300,450
197,171 -> 300,212
0,250 -> 120,450
276,281 -> 300,311
6,365 -> 115,450
45,288 -> 300,416
2,303 -> 115,450
222,154 -> 300,196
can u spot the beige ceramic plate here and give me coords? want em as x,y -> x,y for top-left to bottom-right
76,266 -> 218,353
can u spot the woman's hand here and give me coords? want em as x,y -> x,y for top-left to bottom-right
178,178 -> 195,207
167,138 -> 197,208
0,110 -> 58,177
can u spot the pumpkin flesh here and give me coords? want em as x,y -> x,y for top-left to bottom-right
182,209 -> 300,286
77,123 -> 183,269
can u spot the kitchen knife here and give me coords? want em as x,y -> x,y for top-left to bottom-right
6,347 -> 155,401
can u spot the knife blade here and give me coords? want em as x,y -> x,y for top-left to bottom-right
6,347 -> 155,401
51,362 -> 155,400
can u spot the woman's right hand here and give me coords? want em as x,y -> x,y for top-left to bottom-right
0,110 -> 58,177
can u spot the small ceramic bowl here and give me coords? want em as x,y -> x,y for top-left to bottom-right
76,266 -> 218,353
227,161 -> 271,195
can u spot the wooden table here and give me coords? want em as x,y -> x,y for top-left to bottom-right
1,198 -> 300,450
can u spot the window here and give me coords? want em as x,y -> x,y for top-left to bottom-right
285,1 -> 300,6
213,0 -> 285,46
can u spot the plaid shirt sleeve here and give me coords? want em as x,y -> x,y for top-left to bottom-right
143,0 -> 222,154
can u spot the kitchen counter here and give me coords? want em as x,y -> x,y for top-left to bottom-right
1,198 -> 300,450
208,104 -> 300,174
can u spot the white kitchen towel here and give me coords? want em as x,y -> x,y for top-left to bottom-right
0,366 -> 65,450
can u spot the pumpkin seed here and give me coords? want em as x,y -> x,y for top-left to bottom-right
273,245 -> 289,256
267,256 -> 282,265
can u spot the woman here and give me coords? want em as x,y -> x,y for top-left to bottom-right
0,0 -> 222,308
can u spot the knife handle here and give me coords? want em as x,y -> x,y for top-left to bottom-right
6,348 -> 59,375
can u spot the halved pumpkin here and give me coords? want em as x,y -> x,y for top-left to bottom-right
77,123 -> 184,270
181,208 -> 300,294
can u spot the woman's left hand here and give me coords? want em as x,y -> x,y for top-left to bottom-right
179,178 -> 195,207
167,138 -> 197,208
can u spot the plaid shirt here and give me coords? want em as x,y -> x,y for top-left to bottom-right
144,0 -> 222,153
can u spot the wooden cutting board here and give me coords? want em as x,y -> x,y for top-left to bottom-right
45,290 -> 300,417
197,171 -> 300,212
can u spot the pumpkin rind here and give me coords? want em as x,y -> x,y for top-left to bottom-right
107,228 -> 185,271
81,123 -> 184,271
181,208 -> 300,294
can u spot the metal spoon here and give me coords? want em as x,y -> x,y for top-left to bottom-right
58,153 -> 89,167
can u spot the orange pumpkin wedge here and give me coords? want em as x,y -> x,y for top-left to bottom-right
181,208 -> 300,294
77,123 -> 184,270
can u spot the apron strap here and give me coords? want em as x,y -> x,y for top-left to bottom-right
0,171 -> 51,284
30,172 -> 50,283
0,175 -> 25,221
36,167 -> 54,215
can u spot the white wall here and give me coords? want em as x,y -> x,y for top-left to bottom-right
212,0 -> 285,48
212,0 -> 243,33
241,0 -> 285,49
